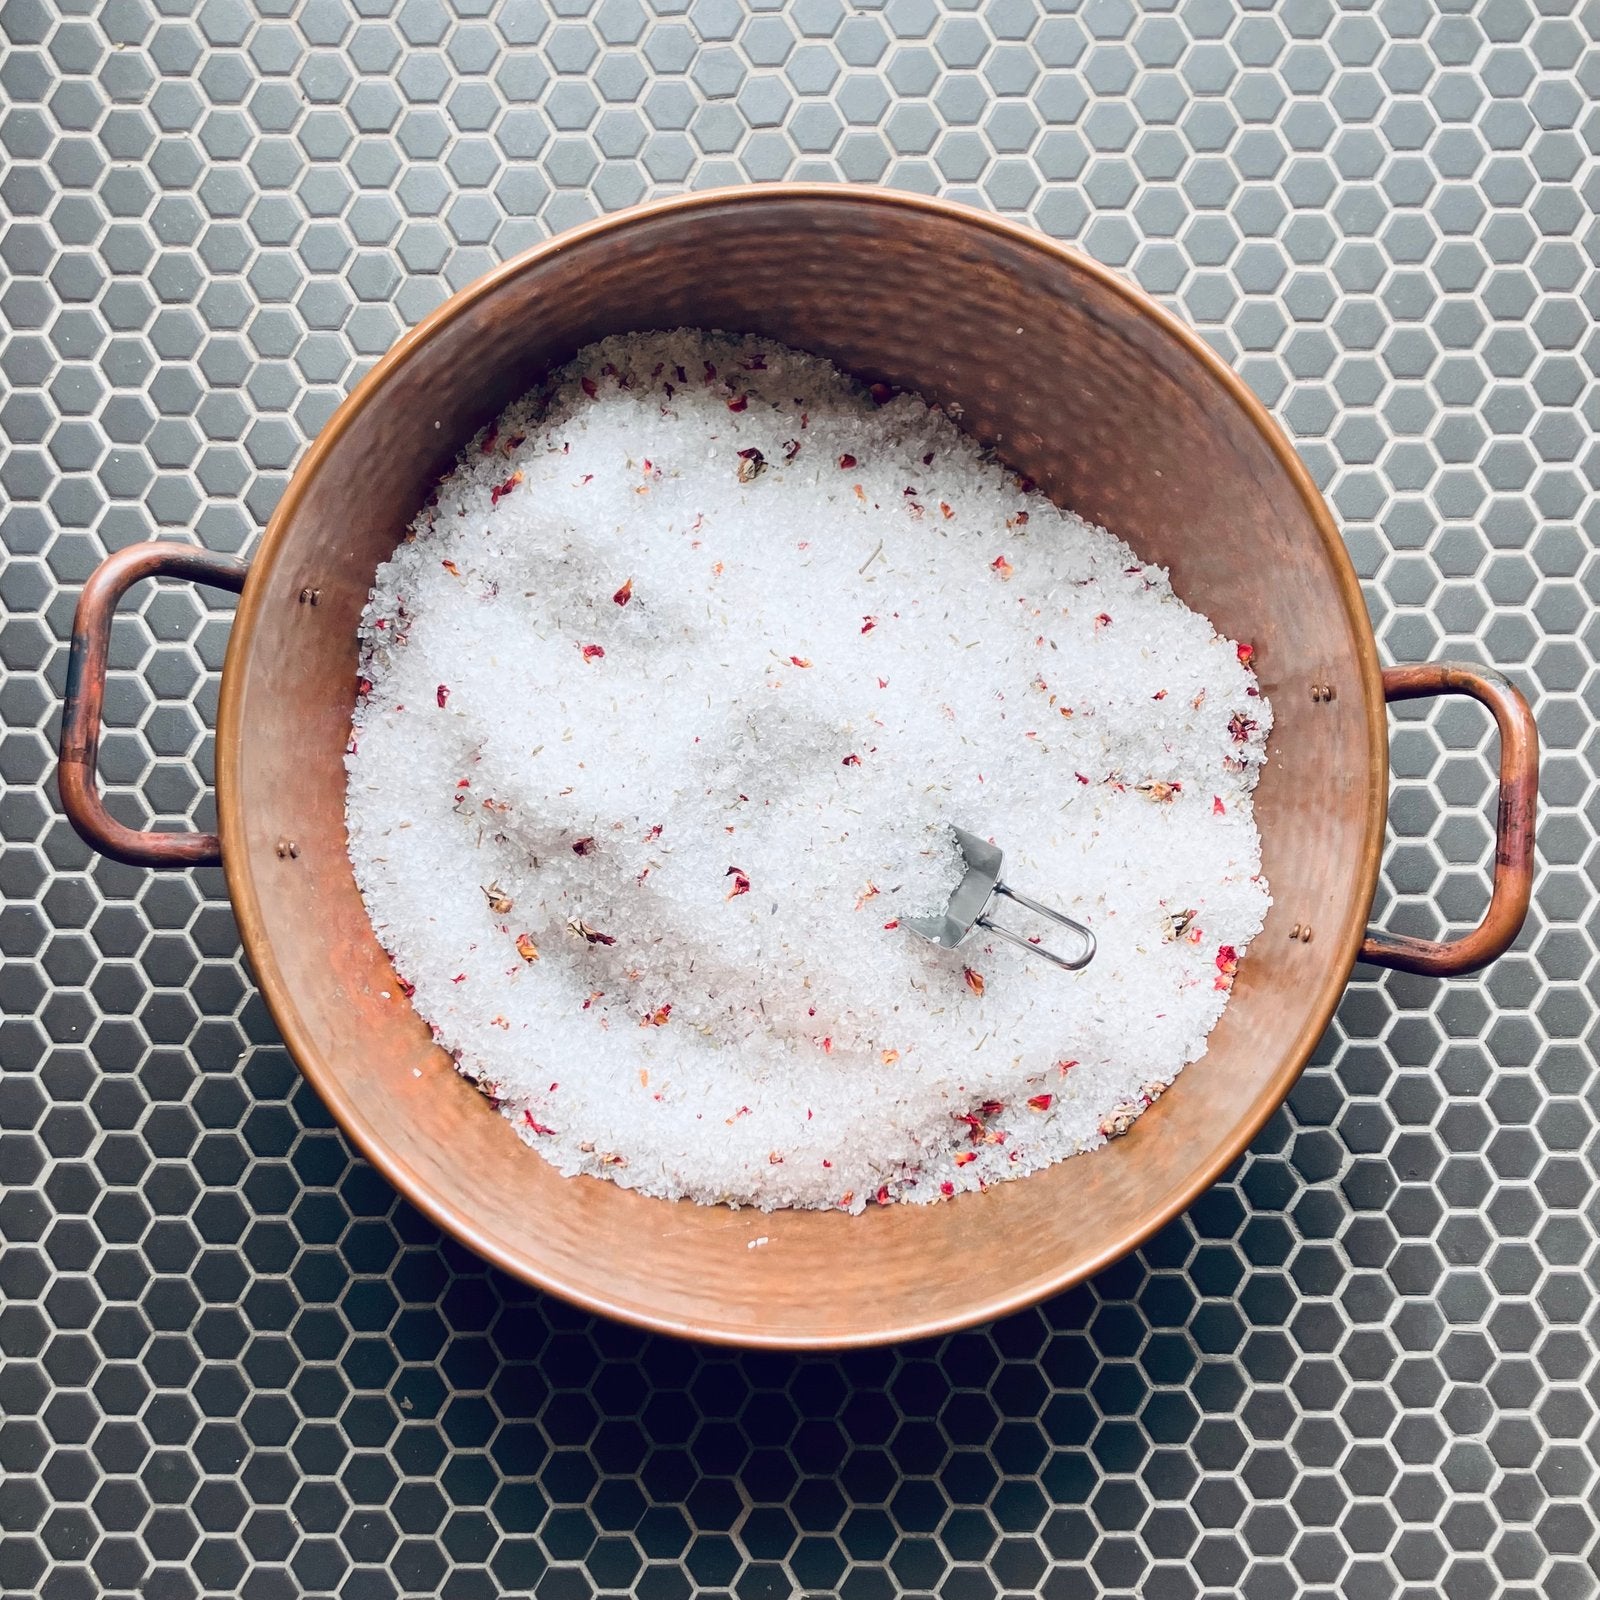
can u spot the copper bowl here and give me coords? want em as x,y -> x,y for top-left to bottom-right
59,188 -> 1537,1348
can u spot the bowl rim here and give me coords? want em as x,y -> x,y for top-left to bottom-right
217,185 -> 1388,1348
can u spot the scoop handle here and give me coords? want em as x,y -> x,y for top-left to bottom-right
58,541 -> 250,868
1361,662 -> 1538,977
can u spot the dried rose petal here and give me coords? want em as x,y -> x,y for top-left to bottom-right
523,1111 -> 556,1136
1216,945 -> 1238,975
613,577 -> 633,606
490,469 -> 523,507
572,837 -> 595,856
1099,1105 -> 1139,1140
736,447 -> 765,483
567,918 -> 616,946
880,1048 -> 899,1066
580,376 -> 598,398
579,643 -> 605,663
953,1150 -> 977,1167
1237,642 -> 1255,666
868,382 -> 893,405
790,655 -> 812,668
838,454 -> 857,469
727,393 -> 749,412
782,438 -> 800,461
441,559 -> 460,576
515,933 -> 539,963
991,554 -> 1014,580
963,967 -> 985,997
1028,1094 -> 1052,1111
841,753 -> 860,767
860,616 -> 877,633
1228,712 -> 1258,743
436,684 -> 450,708
1213,796 -> 1226,815
642,1003 -> 672,1027
725,866 -> 751,898
1095,612 -> 1112,630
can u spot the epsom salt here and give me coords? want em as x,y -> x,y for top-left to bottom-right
346,331 -> 1272,1213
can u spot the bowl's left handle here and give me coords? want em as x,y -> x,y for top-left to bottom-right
59,541 -> 252,868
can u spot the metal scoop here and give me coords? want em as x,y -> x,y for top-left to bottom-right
902,827 -> 1096,972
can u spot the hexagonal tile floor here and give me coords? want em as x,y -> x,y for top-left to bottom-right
2,2 -> 1597,1597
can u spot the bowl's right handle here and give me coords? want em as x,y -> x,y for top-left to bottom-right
58,540 -> 251,868
1361,662 -> 1538,977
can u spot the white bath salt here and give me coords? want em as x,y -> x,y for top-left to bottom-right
345,330 -> 1272,1214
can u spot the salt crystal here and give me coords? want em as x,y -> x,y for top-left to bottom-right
346,330 -> 1272,1213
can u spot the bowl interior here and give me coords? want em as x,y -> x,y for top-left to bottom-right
220,190 -> 1385,1347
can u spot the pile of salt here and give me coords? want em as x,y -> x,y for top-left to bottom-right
345,329 -> 1272,1212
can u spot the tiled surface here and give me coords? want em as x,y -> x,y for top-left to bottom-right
2,0 -> 1597,1595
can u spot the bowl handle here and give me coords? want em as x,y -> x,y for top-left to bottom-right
58,541 -> 251,868
1361,662 -> 1538,976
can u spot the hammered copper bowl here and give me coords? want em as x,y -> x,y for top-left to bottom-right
59,187 -> 1538,1348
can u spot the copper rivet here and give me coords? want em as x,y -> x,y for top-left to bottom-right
1300,926 -> 1312,943
276,838 -> 299,859
1290,923 -> 1301,939
1310,684 -> 1322,702
298,586 -> 321,606
1324,684 -> 1336,701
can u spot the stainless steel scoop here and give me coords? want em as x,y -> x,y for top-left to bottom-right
902,827 -> 1096,972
